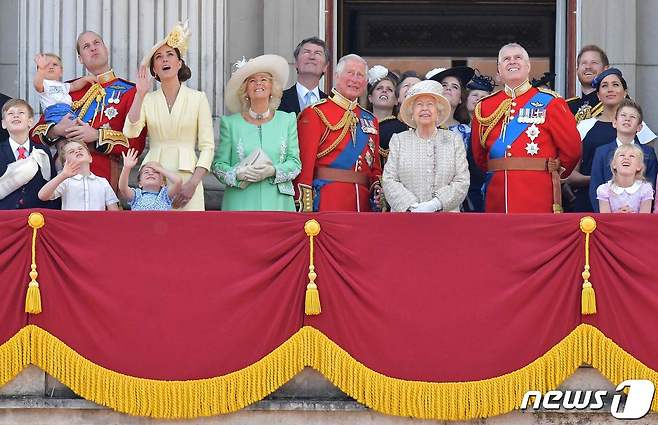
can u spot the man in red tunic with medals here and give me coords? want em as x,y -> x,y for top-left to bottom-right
295,54 -> 383,212
30,31 -> 146,190
471,43 -> 580,213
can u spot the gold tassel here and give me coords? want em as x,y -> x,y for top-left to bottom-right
581,280 -> 597,315
25,273 -> 42,314
305,283 -> 321,315
304,220 -> 321,315
579,217 -> 597,315
25,212 -> 45,314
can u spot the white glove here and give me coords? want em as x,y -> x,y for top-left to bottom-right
409,197 -> 441,213
251,164 -> 276,181
236,165 -> 259,182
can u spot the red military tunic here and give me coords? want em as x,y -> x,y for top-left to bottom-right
295,90 -> 382,212
31,70 -> 146,189
471,81 -> 581,213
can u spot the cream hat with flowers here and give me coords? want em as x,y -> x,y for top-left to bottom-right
224,54 -> 289,114
141,21 -> 191,68
399,80 -> 451,128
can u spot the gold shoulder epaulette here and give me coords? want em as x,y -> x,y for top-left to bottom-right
537,87 -> 561,98
312,103 -> 359,159
479,89 -> 502,103
474,94 -> 511,148
311,98 -> 328,108
566,96 -> 579,102
590,102 -> 603,117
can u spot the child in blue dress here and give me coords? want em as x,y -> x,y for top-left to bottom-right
118,148 -> 182,210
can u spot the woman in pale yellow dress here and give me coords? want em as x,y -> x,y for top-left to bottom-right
124,22 -> 214,211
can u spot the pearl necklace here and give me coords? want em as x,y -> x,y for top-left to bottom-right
248,108 -> 271,120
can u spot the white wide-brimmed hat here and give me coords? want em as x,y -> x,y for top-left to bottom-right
224,55 -> 289,113
141,21 -> 191,68
399,80 -> 451,128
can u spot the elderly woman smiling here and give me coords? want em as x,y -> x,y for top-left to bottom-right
382,80 -> 469,212
212,54 -> 301,211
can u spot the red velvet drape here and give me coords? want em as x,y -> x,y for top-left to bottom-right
0,210 -> 655,381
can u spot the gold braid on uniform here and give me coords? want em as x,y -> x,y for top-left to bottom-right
71,83 -> 106,121
474,98 -> 512,148
98,129 -> 130,154
313,106 -> 359,159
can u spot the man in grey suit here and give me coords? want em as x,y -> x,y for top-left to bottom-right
278,37 -> 329,114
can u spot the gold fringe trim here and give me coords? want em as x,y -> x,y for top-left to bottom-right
0,324 -> 656,419
0,327 -> 32,388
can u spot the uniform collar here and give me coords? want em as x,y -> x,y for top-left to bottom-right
97,69 -> 117,85
504,80 -> 532,98
610,180 -> 642,195
330,89 -> 358,111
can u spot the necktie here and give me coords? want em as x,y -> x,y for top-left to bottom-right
304,91 -> 316,109
17,146 -> 27,160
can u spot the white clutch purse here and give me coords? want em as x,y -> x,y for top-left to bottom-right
238,148 -> 273,189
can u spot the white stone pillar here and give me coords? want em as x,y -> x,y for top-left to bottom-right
17,0 -> 225,116
636,0 -> 658,131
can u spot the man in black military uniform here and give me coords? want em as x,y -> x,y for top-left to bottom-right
566,45 -> 609,123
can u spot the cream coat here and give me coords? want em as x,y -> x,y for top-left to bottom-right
383,129 -> 469,212
123,85 -> 215,210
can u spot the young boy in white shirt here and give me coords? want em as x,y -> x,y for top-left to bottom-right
33,53 -> 96,124
38,140 -> 119,210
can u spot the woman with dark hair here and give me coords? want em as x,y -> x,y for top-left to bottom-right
124,22 -> 214,210
378,70 -> 421,164
566,68 -> 656,212
429,66 -> 482,211
428,66 -> 474,141
366,65 -> 398,121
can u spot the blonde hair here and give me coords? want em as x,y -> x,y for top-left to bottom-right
58,140 -> 90,167
43,53 -> 62,64
236,72 -> 283,112
611,144 -> 645,181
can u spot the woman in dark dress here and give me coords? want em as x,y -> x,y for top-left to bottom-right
379,71 -> 421,165
566,68 -> 656,212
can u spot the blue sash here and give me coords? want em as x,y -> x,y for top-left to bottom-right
482,91 -> 555,202
74,80 -> 132,123
311,110 -> 373,210
330,112 -> 370,169
489,91 -> 554,160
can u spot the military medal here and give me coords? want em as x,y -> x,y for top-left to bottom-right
365,150 -> 373,167
360,118 -> 378,134
525,123 -> 540,141
104,106 -> 118,120
525,141 -> 539,156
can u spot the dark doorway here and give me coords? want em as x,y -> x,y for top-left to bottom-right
338,0 -> 557,88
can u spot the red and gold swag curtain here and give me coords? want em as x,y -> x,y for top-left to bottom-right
0,210 -> 656,419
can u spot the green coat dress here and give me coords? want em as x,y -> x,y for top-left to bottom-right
212,111 -> 301,211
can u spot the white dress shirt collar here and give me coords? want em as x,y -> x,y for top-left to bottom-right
8,137 -> 30,160
296,82 -> 320,110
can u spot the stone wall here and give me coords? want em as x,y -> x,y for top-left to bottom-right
580,0 -> 658,132
1,366 -> 656,424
